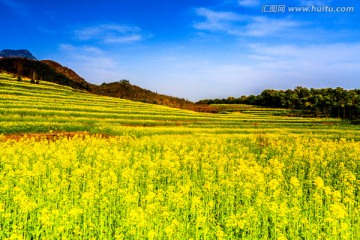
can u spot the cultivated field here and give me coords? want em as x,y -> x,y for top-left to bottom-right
1,73 -> 360,239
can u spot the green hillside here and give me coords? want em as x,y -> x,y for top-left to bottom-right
0,72 -> 359,139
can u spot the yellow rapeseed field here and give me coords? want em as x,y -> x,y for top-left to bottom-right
1,134 -> 359,239
1,73 -> 360,239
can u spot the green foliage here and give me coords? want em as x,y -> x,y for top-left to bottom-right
119,79 -> 130,84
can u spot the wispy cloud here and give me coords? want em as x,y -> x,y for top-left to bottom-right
194,8 -> 244,32
75,24 -> 143,44
239,0 -> 333,7
56,40 -> 360,101
104,35 -> 142,44
299,0 -> 333,6
238,0 -> 260,7
184,42 -> 360,99
194,8 -> 301,37
60,44 -> 105,56
58,44 -> 126,83
244,42 -> 360,89
244,17 -> 300,37
0,0 -> 28,16
248,43 -> 360,66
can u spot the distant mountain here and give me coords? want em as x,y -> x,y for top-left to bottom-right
0,49 -> 37,60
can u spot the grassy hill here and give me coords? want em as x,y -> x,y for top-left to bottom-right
92,80 -> 199,110
0,58 -> 91,90
41,60 -> 90,86
0,58 -> 216,112
0,72 -> 358,139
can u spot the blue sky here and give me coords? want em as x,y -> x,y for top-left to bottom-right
1,0 -> 359,101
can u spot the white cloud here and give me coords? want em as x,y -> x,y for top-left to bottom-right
239,0 -> 333,7
60,44 -> 104,55
58,44 -> 126,84
300,0 -> 332,6
194,8 -> 244,33
194,8 -> 301,37
245,17 -> 300,37
75,24 -> 143,44
131,42 -> 360,100
104,34 -> 142,44
243,42 -> 360,89
56,41 -> 360,101
238,0 -> 260,7
196,8 -> 243,22
248,43 -> 360,64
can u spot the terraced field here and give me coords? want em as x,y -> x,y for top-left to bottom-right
1,72 -> 360,239
0,73 -> 357,139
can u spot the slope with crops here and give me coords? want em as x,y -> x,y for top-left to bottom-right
1,72 -> 360,239
0,57 -> 216,112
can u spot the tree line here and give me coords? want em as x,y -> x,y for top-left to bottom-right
198,86 -> 360,119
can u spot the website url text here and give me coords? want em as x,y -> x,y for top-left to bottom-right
261,5 -> 355,13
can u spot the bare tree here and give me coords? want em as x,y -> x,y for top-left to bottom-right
31,70 -> 36,84
16,60 -> 23,81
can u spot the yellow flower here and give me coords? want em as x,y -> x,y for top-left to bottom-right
330,203 -> 348,219
314,176 -> 324,189
290,177 -> 300,188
